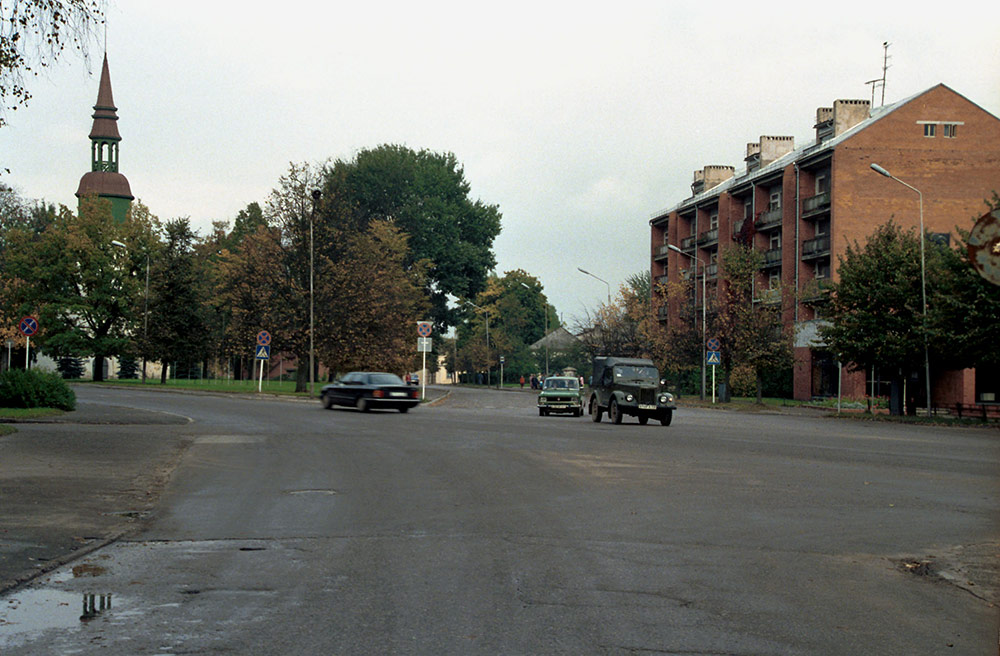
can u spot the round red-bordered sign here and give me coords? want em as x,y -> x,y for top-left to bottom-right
256,330 -> 271,346
416,321 -> 432,337
19,316 -> 39,337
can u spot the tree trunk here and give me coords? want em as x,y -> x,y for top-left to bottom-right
294,352 -> 308,393
160,362 -> 168,384
92,356 -> 105,382
755,371 -> 764,405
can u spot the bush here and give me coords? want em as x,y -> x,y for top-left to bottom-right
0,369 -> 76,410
57,357 -> 86,379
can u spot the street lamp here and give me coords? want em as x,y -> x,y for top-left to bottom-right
464,299 -> 491,386
111,240 -> 150,383
870,162 -> 931,417
668,244 -> 706,401
309,189 -> 321,398
577,267 -> 611,304
520,281 -> 549,377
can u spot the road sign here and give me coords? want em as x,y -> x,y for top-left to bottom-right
416,321 -> 432,337
255,345 -> 271,360
18,316 -> 38,336
706,351 -> 721,366
707,337 -> 721,352
417,337 -> 432,353
256,330 -> 271,346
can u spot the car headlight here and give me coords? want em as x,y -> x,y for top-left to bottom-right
625,394 -> 634,402
659,393 -> 674,403
538,397 -> 547,405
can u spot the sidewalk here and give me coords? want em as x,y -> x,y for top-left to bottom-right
0,403 -> 191,592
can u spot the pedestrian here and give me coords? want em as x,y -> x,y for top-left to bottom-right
519,375 -> 525,389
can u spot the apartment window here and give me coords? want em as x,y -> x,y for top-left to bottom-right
744,199 -> 753,220
709,211 -> 719,230
769,189 -> 782,211
815,172 -> 830,194
769,271 -> 781,288
816,218 -> 830,236
769,232 -> 781,250
924,123 -> 936,137
815,260 -> 830,279
943,123 -> 958,138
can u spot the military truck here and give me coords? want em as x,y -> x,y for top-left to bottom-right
588,357 -> 676,426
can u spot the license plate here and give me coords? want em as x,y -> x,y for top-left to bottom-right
638,404 -> 656,410
390,392 -> 406,397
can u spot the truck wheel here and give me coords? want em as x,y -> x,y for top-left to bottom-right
660,409 -> 673,426
610,399 -> 623,424
590,398 -> 603,423
638,414 -> 649,425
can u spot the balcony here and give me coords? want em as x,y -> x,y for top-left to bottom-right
732,219 -> 745,235
760,248 -> 782,269
802,192 -> 831,218
704,263 -> 718,280
654,274 -> 670,286
754,288 -> 781,305
801,279 -> 833,302
756,208 -> 782,231
657,305 -> 669,321
653,244 -> 671,261
697,227 -> 719,246
801,235 -> 831,260
680,235 -> 697,250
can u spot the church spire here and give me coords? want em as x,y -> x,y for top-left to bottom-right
76,53 -> 133,223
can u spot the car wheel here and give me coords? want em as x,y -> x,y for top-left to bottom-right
590,397 -> 602,423
609,399 -> 623,424
660,409 -> 673,426
398,407 -> 409,413
357,397 -> 369,413
538,408 -> 544,416
322,393 -> 334,409
638,414 -> 649,425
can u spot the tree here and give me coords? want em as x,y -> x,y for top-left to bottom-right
321,145 -> 502,331
713,245 -> 793,403
576,272 -> 651,359
820,222 -> 926,412
1,1 -> 103,130
145,218 -> 212,383
316,220 -> 428,374
4,197 -> 158,380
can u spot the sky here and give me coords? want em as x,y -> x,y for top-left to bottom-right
2,1 -> 999,327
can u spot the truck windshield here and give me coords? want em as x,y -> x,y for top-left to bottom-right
614,366 -> 658,381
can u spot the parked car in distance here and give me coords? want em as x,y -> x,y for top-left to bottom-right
320,372 -> 420,413
537,376 -> 585,417
588,357 -> 676,425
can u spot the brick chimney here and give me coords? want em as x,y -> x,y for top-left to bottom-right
691,165 -> 734,195
833,99 -> 871,136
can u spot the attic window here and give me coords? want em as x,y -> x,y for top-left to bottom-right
923,124 -> 936,138
943,124 -> 958,138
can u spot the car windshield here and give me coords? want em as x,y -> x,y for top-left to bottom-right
543,378 -> 578,390
613,365 -> 658,381
369,373 -> 405,385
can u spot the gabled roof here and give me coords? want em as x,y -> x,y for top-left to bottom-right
530,326 -> 581,350
649,84 -> 962,220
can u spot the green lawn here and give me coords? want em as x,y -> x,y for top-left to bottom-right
83,378 -> 314,397
0,407 -> 65,420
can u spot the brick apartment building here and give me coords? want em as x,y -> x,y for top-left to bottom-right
649,84 -> 1000,406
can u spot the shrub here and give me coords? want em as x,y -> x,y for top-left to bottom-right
0,369 -> 76,411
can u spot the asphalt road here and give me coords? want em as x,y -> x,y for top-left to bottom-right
1,385 -> 997,655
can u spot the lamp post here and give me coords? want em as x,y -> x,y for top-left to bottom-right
309,189 -> 321,398
520,281 -> 549,377
465,299 -> 491,386
870,163 -> 931,417
111,240 -> 150,383
668,244 -> 706,401
577,267 -> 611,304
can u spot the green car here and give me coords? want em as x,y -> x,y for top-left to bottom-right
537,376 -> 585,417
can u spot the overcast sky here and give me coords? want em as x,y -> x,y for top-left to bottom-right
2,1 -> 998,325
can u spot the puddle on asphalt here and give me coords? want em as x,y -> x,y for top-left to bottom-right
0,589 -> 121,648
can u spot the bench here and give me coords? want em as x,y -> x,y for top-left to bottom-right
949,403 -> 1000,422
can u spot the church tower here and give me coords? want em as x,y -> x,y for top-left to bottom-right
75,54 -> 133,223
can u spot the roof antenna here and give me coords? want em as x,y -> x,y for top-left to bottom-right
865,42 -> 891,107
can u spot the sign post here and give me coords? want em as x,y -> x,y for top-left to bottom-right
706,337 -> 721,404
256,331 -> 271,393
19,316 -> 38,370
417,322 -> 432,399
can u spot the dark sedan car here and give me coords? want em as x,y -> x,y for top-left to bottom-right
319,372 -> 420,413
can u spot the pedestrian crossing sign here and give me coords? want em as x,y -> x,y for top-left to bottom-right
706,351 -> 721,366
255,345 -> 271,360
